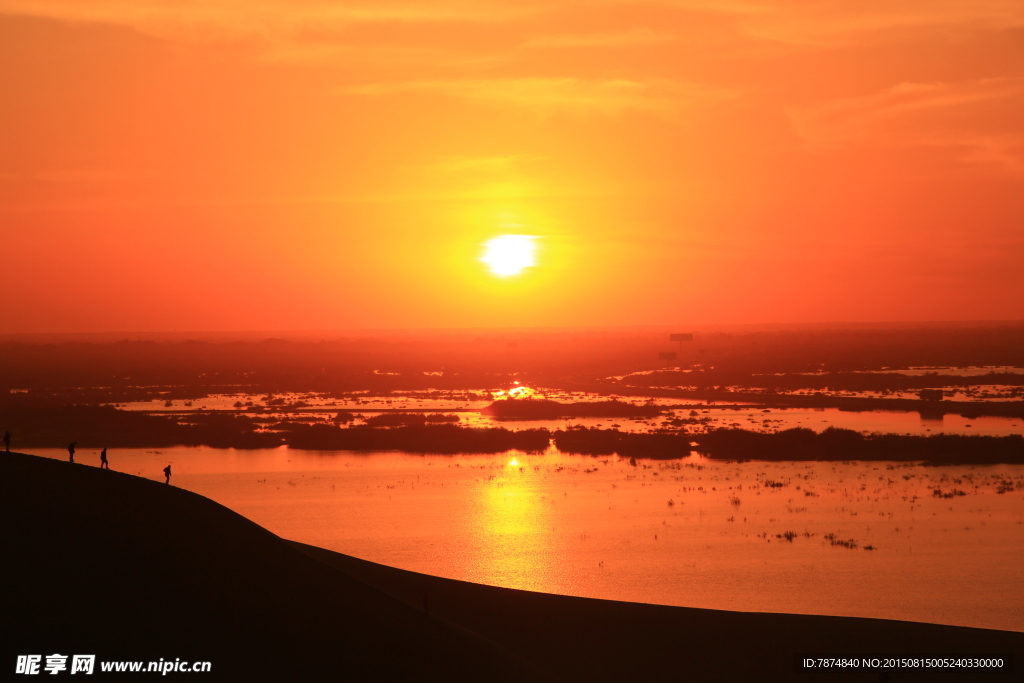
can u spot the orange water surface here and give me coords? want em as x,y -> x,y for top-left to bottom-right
34,446 -> 1024,632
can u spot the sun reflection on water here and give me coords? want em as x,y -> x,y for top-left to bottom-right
492,382 -> 543,400
470,455 -> 554,593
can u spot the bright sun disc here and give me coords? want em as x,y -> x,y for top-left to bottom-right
481,235 -> 536,276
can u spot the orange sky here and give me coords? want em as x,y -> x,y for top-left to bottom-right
2,1 -> 1022,332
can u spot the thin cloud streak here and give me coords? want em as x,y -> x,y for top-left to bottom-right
0,0 -> 550,37
743,0 -> 1024,44
345,77 -> 731,120
788,78 -> 1024,170
522,28 -> 676,48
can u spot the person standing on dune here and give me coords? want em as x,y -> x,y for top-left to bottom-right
3,430 -> 10,452
68,441 -> 77,463
163,464 -> 172,484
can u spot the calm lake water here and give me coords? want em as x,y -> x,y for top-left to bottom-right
35,445 -> 1024,632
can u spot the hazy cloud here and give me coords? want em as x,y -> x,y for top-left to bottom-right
744,0 -> 1024,44
941,134 -> 1024,174
522,28 -> 675,48
345,77 -> 729,120
788,78 -> 1024,172
427,155 -> 543,173
0,0 -> 547,38
789,78 -> 1023,137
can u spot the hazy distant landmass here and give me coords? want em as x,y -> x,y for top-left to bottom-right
620,370 -> 1024,391
3,323 -> 1023,460
3,324 -> 1023,394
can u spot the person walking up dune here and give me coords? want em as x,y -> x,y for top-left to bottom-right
68,441 -> 77,463
163,464 -> 172,484
100,448 -> 109,470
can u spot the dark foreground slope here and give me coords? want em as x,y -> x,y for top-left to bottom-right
299,545 -> 1024,683
5,453 -> 1021,682
2,452 -> 545,682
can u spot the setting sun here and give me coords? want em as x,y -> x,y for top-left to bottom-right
481,235 -> 537,277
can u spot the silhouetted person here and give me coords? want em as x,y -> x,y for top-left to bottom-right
163,464 -> 172,485
3,430 -> 10,452
68,441 -> 77,463
100,448 -> 109,469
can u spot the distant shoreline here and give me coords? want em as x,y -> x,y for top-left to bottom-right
6,402 -> 1024,464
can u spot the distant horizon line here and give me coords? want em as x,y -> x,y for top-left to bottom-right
3,319 -> 1024,342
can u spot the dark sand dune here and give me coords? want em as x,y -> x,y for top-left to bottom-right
4,452 -> 1020,682
3,452 -> 545,681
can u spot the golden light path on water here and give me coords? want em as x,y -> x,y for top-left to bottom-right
468,457 -> 557,593
30,446 -> 1024,632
